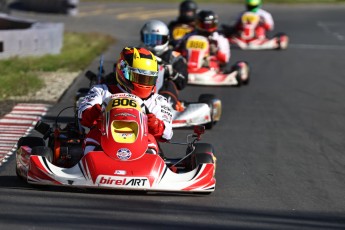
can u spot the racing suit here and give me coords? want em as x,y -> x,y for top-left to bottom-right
176,30 -> 231,72
234,8 -> 274,39
78,83 -> 173,155
155,48 -> 188,111
168,19 -> 196,47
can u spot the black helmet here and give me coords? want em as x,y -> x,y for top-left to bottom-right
196,10 -> 218,34
178,0 -> 198,23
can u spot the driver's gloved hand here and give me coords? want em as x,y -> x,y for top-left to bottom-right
209,40 -> 219,55
147,113 -> 165,138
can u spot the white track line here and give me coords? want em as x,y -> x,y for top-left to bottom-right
0,103 -> 51,167
289,43 -> 345,50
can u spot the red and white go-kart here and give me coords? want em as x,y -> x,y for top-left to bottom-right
185,35 -> 250,86
16,93 -> 216,194
225,12 -> 289,50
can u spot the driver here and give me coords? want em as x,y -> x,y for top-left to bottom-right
176,10 -> 232,73
78,47 -> 173,155
234,0 -> 274,39
168,0 -> 198,47
140,19 -> 188,111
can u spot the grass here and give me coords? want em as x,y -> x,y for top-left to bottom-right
0,32 -> 115,100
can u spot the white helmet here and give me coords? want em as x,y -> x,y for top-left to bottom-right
140,20 -> 170,56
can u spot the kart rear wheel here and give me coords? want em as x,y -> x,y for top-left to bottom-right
17,136 -> 45,149
198,94 -> 216,129
275,32 -> 289,50
234,61 -> 250,86
16,137 -> 46,179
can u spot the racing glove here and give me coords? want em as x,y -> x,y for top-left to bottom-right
80,104 -> 102,128
147,113 -> 165,138
209,39 -> 219,55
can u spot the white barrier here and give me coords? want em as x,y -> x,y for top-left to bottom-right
0,14 -> 64,59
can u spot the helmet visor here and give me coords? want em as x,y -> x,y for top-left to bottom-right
143,33 -> 169,46
199,21 -> 217,31
127,67 -> 158,86
247,5 -> 259,12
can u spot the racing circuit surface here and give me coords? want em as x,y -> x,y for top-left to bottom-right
1,2 -> 345,229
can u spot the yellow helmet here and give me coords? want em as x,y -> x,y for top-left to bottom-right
116,47 -> 158,99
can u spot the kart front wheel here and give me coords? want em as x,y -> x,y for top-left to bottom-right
17,136 -> 45,149
16,136 -> 46,179
31,146 -> 54,163
185,143 -> 215,170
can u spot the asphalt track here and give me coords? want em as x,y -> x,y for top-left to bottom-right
0,2 -> 345,230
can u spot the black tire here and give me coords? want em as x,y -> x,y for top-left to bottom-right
198,94 -> 216,129
186,143 -> 215,170
31,146 -> 54,163
233,61 -> 250,86
235,66 -> 242,87
16,147 -> 53,179
17,136 -> 45,149
193,142 -> 215,153
16,136 -> 46,179
242,61 -> 250,85
275,32 -> 289,50
15,165 -> 23,180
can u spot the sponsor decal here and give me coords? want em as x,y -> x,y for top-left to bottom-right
97,176 -> 149,188
161,106 -> 173,118
114,112 -> 136,118
121,133 -> 133,138
117,148 -> 131,160
162,114 -> 170,121
114,170 -> 126,175
84,94 -> 96,102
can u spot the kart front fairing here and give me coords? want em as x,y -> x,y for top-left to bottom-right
17,142 -> 215,192
156,61 -> 221,128
100,94 -> 148,161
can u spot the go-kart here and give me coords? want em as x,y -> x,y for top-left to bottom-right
222,12 -> 289,50
16,93 -> 216,194
155,57 -> 222,129
76,68 -> 222,129
185,35 -> 250,86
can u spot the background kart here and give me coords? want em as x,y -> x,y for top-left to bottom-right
222,12 -> 289,50
228,32 -> 288,50
76,70 -> 222,129
16,94 -> 216,194
185,35 -> 250,86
